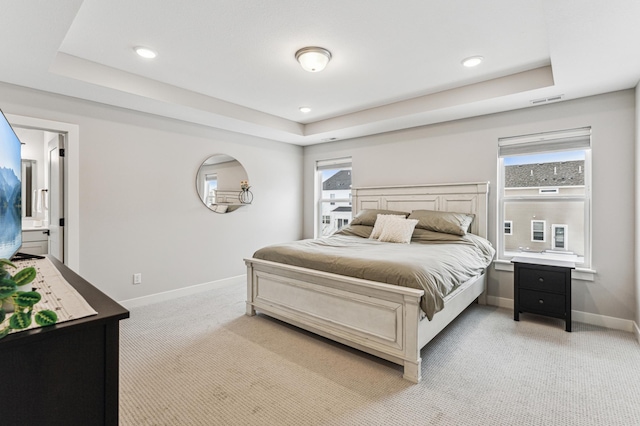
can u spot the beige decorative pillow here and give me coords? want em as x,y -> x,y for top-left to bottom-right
351,209 -> 409,226
370,214 -> 407,239
333,225 -> 374,239
378,217 -> 419,244
408,210 -> 474,236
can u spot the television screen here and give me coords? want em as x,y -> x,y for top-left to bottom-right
0,109 -> 22,260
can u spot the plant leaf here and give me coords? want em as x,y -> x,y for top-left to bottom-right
0,258 -> 16,270
13,267 -> 37,287
0,327 -> 9,339
34,310 -> 57,327
0,308 -> 5,322
0,279 -> 17,299
9,312 -> 32,329
14,291 -> 42,307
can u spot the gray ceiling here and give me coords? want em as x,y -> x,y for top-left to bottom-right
1,0 -> 639,145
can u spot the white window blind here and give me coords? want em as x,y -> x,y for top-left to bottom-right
498,127 -> 591,157
316,157 -> 352,171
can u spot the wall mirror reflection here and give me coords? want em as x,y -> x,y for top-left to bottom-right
21,159 -> 37,217
196,154 -> 251,213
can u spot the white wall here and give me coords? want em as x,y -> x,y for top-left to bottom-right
0,82 -> 303,302
635,83 -> 640,337
305,90 -> 636,322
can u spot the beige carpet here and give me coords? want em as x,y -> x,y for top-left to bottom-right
120,281 -> 640,425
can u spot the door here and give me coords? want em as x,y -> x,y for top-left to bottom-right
552,224 -> 568,251
48,134 -> 65,262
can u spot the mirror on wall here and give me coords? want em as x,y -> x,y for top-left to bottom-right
195,154 -> 252,213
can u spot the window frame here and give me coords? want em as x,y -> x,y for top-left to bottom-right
315,158 -> 352,238
552,224 -> 569,250
531,220 -> 546,242
497,127 -> 591,267
504,220 -> 513,235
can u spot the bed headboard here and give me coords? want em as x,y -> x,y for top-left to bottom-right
352,182 -> 489,238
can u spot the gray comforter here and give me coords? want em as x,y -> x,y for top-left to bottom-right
252,228 -> 495,320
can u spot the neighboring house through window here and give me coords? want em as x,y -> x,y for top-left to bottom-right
316,158 -> 352,237
498,127 -> 591,266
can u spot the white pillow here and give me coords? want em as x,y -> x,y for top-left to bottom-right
369,214 -> 407,239
378,217 -> 419,244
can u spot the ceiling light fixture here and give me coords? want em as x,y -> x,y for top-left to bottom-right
461,56 -> 483,67
134,46 -> 157,59
299,107 -> 311,113
295,47 -> 332,72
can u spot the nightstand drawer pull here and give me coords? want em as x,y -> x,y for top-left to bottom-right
538,277 -> 544,282
539,299 -> 544,304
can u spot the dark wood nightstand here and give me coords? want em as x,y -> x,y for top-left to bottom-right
512,256 -> 575,332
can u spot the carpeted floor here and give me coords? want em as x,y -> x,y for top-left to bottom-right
120,281 -> 640,425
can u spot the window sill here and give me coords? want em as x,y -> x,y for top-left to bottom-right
493,259 -> 596,281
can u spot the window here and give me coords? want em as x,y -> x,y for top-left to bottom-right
316,157 -> 352,237
552,224 -> 569,250
204,173 -> 217,207
337,218 -> 349,228
504,221 -> 513,235
539,188 -> 559,194
498,127 -> 591,266
531,220 -> 546,242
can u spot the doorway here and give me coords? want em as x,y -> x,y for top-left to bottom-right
14,127 -> 66,263
7,113 -> 79,271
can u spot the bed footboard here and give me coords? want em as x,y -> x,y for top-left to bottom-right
245,258 -> 425,382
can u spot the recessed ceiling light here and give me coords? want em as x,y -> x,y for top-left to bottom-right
462,56 -> 483,67
134,46 -> 157,59
299,107 -> 311,113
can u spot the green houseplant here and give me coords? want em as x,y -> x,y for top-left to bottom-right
0,258 -> 57,339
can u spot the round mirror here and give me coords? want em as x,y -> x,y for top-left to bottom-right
196,154 -> 252,213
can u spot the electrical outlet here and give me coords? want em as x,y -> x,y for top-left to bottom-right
133,273 -> 142,285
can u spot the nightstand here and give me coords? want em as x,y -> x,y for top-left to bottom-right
512,256 -> 575,332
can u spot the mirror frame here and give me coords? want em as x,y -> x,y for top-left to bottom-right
195,154 -> 251,213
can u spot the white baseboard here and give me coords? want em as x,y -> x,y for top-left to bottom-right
119,275 -> 244,309
485,295 -> 636,333
486,295 -> 513,309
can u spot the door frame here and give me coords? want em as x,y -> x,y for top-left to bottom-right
7,113 -> 79,272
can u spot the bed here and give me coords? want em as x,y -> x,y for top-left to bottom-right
245,182 -> 492,383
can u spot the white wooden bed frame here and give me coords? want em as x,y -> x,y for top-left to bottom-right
245,182 -> 489,383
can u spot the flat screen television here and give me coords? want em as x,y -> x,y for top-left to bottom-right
0,109 -> 23,260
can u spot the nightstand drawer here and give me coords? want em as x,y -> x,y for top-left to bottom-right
518,268 -> 566,293
519,289 -> 565,316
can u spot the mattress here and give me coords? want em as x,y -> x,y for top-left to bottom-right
252,228 -> 495,320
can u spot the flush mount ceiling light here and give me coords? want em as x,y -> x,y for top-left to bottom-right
299,106 -> 311,113
134,46 -> 157,59
295,47 -> 332,72
461,56 -> 483,67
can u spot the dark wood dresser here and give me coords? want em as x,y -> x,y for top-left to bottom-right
0,257 -> 129,426
512,256 -> 575,332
